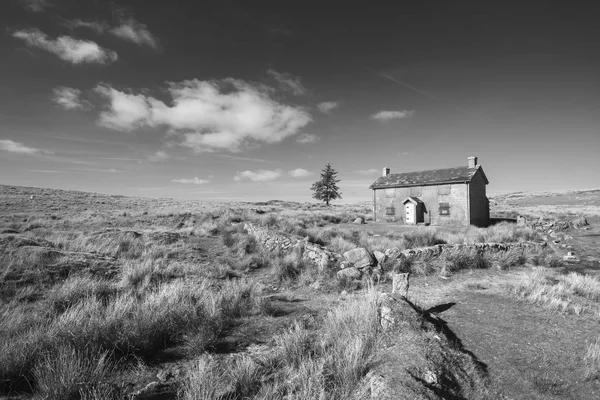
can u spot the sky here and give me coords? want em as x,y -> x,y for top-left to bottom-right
1,0 -> 599,202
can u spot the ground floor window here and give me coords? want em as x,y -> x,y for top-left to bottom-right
386,206 -> 395,215
439,202 -> 450,216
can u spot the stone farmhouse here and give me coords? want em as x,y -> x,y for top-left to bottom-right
369,157 -> 489,226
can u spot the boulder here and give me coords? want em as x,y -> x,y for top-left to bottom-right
373,250 -> 387,265
343,248 -> 376,269
337,267 -> 361,280
353,217 -> 364,224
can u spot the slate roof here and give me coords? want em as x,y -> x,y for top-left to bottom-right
369,165 -> 488,190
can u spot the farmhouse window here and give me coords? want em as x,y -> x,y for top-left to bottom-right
439,202 -> 450,216
386,207 -> 396,215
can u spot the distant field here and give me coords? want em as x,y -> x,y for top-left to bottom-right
490,188 -> 600,218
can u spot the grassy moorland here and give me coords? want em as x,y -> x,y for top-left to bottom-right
1,184 -> 599,399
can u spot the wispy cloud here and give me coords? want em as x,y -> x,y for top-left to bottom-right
171,177 -> 210,184
64,19 -> 108,34
317,101 -> 339,114
215,154 -> 272,163
12,29 -> 118,64
234,169 -> 282,182
296,133 -> 320,144
95,79 -> 312,152
0,139 -> 51,155
148,150 -> 169,162
355,168 -> 380,175
19,0 -> 52,12
111,19 -> 159,49
52,86 -> 90,110
267,69 -> 306,95
289,168 -> 312,178
64,17 -> 158,49
370,110 -> 414,122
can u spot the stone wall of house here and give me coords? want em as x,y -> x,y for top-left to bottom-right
468,171 -> 489,227
374,183 -> 469,226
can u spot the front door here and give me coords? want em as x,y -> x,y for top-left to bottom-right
405,203 -> 415,224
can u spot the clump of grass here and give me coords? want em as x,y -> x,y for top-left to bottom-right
584,337 -> 600,380
439,247 -> 488,275
32,345 -> 117,400
47,275 -> 118,314
402,229 -> 446,249
120,259 -> 184,289
1,277 -> 268,395
508,268 -> 600,316
179,288 -> 380,399
179,355 -> 231,400
271,249 -> 308,283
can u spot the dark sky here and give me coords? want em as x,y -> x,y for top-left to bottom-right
1,0 -> 599,201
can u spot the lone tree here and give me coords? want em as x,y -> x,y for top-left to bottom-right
311,163 -> 342,206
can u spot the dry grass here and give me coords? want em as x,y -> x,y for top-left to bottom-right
179,288 -> 380,399
508,268 -> 600,316
584,337 -> 600,380
0,274 -> 267,395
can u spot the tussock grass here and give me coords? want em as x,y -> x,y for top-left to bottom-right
402,229 -> 446,248
508,268 -> 600,316
179,289 -> 380,399
47,275 -> 118,314
32,345 -> 117,400
584,337 -> 600,380
0,277 -> 266,396
443,222 -> 541,245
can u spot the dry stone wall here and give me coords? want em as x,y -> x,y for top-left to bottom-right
383,241 -> 547,262
243,223 -> 339,271
243,222 -> 548,279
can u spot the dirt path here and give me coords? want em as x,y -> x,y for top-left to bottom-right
408,270 -> 600,399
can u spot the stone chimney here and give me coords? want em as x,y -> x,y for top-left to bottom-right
382,167 -> 390,177
468,156 -> 478,168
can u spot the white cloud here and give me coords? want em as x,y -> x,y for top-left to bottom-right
296,133 -> 320,144
234,169 -> 282,182
371,110 -> 414,122
20,0 -> 52,12
94,85 -> 151,131
317,101 -> 339,114
355,168 -> 380,175
110,19 -> 159,49
171,177 -> 210,184
52,86 -> 90,110
289,168 -> 312,178
267,69 -> 306,95
12,29 -> 118,64
148,150 -> 169,162
0,139 -> 50,155
94,79 -> 312,152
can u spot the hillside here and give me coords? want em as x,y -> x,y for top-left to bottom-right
1,184 -> 599,399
